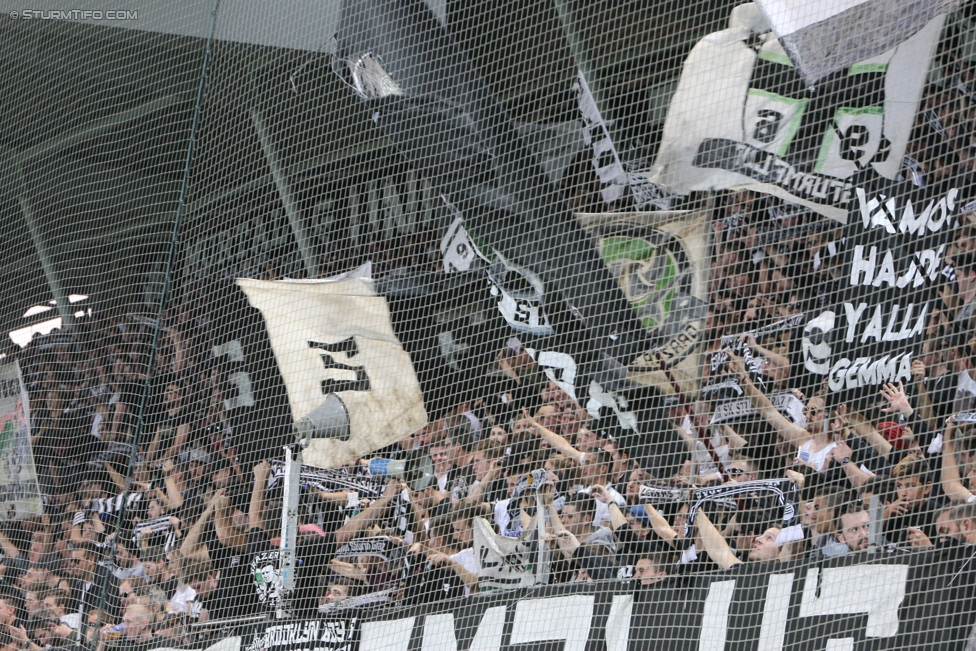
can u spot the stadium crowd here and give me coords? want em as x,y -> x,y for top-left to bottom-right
6,249 -> 976,651
7,34 -> 976,651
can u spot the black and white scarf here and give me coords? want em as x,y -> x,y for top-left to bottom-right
706,313 -> 807,397
87,492 -> 144,516
334,536 -> 402,564
133,515 -> 178,552
267,460 -> 384,497
638,483 -> 688,506
685,478 -> 799,535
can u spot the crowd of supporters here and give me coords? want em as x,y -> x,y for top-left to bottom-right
8,30 -> 976,651
5,265 -> 976,651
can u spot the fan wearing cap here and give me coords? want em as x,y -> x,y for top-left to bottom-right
590,485 -> 677,581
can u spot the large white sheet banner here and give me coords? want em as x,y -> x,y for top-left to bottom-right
238,271 -> 427,468
754,0 -> 958,85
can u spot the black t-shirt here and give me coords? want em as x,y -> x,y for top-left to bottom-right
152,409 -> 190,457
208,532 -> 256,620
612,524 -> 674,579
924,373 -> 956,425
884,497 -> 938,545
246,528 -> 334,618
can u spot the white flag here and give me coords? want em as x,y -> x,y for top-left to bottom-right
755,0 -> 958,85
237,270 -> 427,469
650,2 -> 944,223
473,516 -> 548,591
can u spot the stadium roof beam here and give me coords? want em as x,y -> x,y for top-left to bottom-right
250,108 -> 319,279
1,93 -> 192,329
17,197 -> 73,328
12,93 -> 190,168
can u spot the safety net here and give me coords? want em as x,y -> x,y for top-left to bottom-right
0,1 -> 974,650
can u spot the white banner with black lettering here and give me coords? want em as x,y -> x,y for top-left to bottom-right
649,2 -> 943,223
473,516 -> 547,591
238,271 -> 427,469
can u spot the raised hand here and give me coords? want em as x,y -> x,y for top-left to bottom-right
907,527 -> 933,548
880,382 -> 912,417
724,349 -> 746,376
911,359 -> 926,383
382,480 -> 403,499
589,485 -> 610,504
253,460 -> 271,481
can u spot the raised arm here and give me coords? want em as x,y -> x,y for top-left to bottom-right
334,481 -> 402,544
590,486 -> 628,531
162,421 -> 190,463
468,462 -> 503,504
942,419 -> 974,503
911,360 -> 937,433
695,511 -> 740,570
538,481 -> 579,559
101,461 -> 128,493
523,409 -> 582,462
727,350 -> 810,447
644,501 -> 679,547
426,551 -> 480,593
144,425 -> 164,465
848,410 -> 892,459
180,495 -> 216,562
248,460 -> 271,531
742,334 -> 790,382
159,460 -> 184,511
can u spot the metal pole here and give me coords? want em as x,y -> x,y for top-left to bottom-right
868,494 -> 883,551
18,196 -> 74,328
536,509 -> 549,585
251,109 -> 319,279
279,443 -> 303,618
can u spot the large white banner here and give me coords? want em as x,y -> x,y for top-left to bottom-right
649,2 -> 944,223
237,271 -> 427,469
0,361 -> 43,521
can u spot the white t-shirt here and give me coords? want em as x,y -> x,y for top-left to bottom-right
592,485 -> 627,528
795,441 -> 838,473
169,584 -> 197,614
451,547 -> 478,574
451,547 -> 477,596
61,613 -> 81,631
